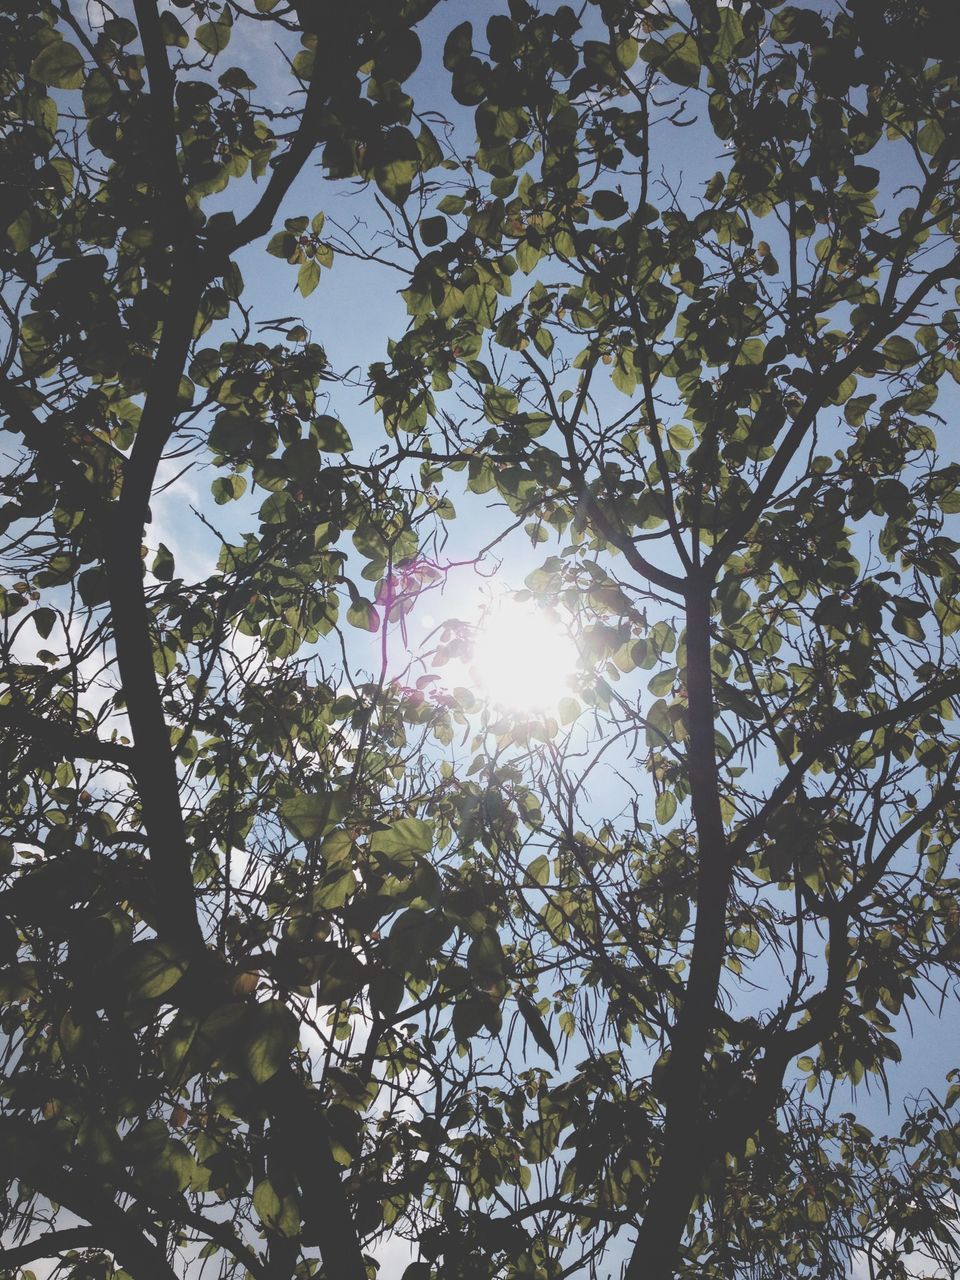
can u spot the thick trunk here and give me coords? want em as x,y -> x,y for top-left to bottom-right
626,583 -> 731,1280
266,1073 -> 370,1279
106,268 -> 206,953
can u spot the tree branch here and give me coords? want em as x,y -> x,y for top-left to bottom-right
223,72 -> 328,255
0,702 -> 133,765
625,581 -> 731,1280
0,1227 -> 102,1270
0,1120 -> 183,1280
106,268 -> 208,951
265,1072 -> 368,1278
729,674 -> 960,863
705,251 -> 960,574
131,0 -> 187,238
520,347 -> 687,597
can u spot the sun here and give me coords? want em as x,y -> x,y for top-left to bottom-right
468,597 -> 579,714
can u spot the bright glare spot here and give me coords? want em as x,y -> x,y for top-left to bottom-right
469,599 -> 578,714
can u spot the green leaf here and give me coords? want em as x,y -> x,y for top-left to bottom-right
312,415 -> 352,452
160,11 -> 189,46
826,372 -> 857,406
283,437 -> 320,482
50,157 -> 74,194
298,260 -> 321,298
267,231 -> 296,259
420,215 -> 447,246
883,335 -> 918,370
209,410 -> 257,454
918,119 -> 946,157
244,1001 -> 297,1084
847,165 -> 879,192
892,606 -> 924,641
32,607 -> 57,639
103,16 -> 136,43
615,35 -> 639,69
443,20 -> 473,70
280,792 -> 348,841
453,996 -> 498,1043
30,39 -> 85,89
644,33 -> 701,88
526,854 -> 550,885
467,928 -> 505,987
713,7 -> 744,59
655,790 -> 677,824
196,20 -> 232,54
516,993 -> 559,1067
645,698 -> 674,747
648,667 -> 677,697
516,239 -> 542,274
5,211 -> 31,253
667,424 -> 694,450
438,195 -> 466,215
346,598 -> 380,631
124,1118 -> 169,1163
126,941 -> 190,1000
558,696 -> 579,725
370,969 -> 405,1017
370,817 -> 434,857
220,65 -> 256,90
451,57 -> 487,106
211,473 -> 247,504
82,68 -> 114,117
151,543 -> 175,581
592,190 -> 628,221
771,6 -> 823,43
253,1179 -> 301,1236
401,1265 -> 431,1280
312,869 -> 358,910
373,128 -> 420,206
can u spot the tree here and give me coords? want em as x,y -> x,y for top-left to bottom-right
369,0 -> 960,1275
0,1 -> 472,1277
2,0 -> 960,1279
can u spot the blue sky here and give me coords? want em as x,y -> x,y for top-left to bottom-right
138,0 -> 960,1153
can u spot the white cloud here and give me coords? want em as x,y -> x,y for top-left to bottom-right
371,1231 -> 417,1276
85,0 -> 107,28
148,459 -> 219,585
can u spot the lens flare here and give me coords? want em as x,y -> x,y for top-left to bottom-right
469,599 -> 578,713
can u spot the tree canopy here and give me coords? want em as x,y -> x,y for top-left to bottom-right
2,1 -> 960,1279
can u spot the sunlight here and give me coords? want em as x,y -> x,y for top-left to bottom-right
468,598 -> 579,714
